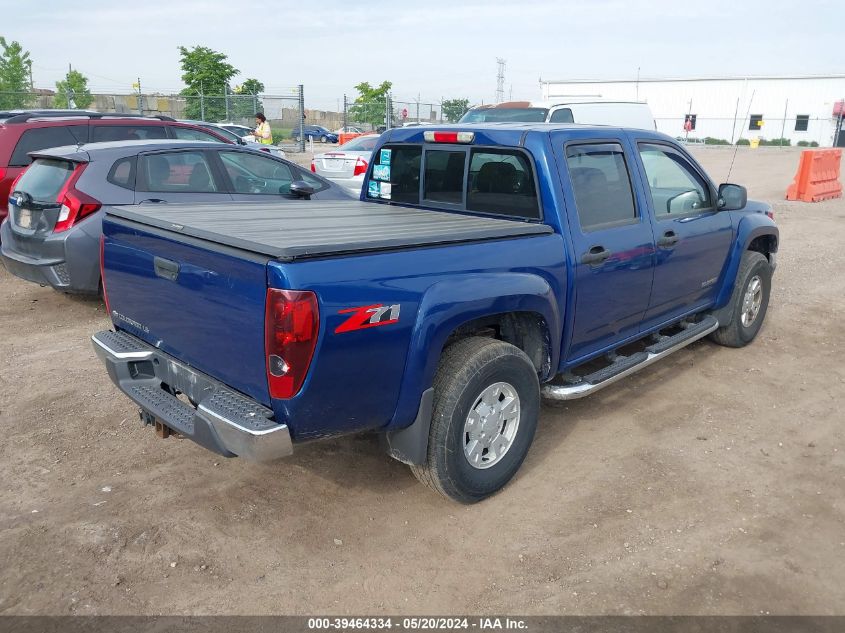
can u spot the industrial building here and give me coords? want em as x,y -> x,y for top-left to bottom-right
540,74 -> 845,146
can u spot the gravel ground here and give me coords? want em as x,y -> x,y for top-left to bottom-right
0,146 -> 843,615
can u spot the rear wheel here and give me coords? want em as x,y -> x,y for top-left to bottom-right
320,135 -> 328,143
710,251 -> 772,347
411,337 -> 540,503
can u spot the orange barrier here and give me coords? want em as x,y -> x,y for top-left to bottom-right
786,149 -> 843,202
338,132 -> 365,146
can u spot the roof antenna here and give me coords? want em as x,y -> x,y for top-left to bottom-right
726,88 -> 755,183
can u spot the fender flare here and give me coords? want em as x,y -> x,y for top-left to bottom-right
385,272 -> 562,464
712,217 -> 778,326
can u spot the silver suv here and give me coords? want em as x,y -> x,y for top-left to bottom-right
0,140 -> 350,295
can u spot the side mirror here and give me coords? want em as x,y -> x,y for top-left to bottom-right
718,183 -> 747,210
289,180 -> 316,199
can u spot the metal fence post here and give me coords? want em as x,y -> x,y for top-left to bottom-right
298,84 -> 305,153
343,94 -> 348,131
224,84 -> 230,122
200,89 -> 205,121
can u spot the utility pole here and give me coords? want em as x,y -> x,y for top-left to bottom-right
780,99 -> 788,146
136,77 -> 143,115
66,63 -> 76,109
496,58 -> 506,103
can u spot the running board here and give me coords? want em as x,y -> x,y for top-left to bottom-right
542,316 -> 719,401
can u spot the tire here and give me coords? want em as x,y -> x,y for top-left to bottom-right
710,251 -> 772,348
320,135 -> 328,143
411,337 -> 540,504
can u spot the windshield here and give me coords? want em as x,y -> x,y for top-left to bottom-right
459,107 -> 549,123
222,125 -> 252,137
339,135 -> 379,151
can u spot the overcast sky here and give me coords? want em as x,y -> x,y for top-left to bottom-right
6,0 -> 842,110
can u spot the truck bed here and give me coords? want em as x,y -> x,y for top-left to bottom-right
105,200 -> 552,261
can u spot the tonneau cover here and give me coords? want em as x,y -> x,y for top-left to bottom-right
105,200 -> 552,261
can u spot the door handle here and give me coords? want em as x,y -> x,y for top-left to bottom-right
153,256 -> 180,281
139,198 -> 166,204
657,230 -> 679,248
581,245 -> 611,266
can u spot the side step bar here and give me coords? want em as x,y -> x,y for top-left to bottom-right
542,316 -> 719,401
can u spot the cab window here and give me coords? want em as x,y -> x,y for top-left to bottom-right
466,150 -> 539,219
638,143 -> 713,217
565,142 -> 637,231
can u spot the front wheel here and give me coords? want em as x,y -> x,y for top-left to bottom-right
411,337 -> 540,503
710,251 -> 772,347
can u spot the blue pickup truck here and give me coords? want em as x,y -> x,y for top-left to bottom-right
92,124 -> 778,503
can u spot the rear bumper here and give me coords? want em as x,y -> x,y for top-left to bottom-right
92,330 -> 293,462
0,218 -> 99,294
317,175 -> 364,195
0,241 -> 71,288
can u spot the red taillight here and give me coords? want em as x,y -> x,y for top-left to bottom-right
353,157 -> 368,177
100,235 -> 111,316
310,160 -> 316,173
53,164 -> 101,233
265,289 -> 319,399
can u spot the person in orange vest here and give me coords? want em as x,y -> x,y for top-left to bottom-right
254,113 -> 273,145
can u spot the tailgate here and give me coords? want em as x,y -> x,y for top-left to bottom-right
102,214 -> 272,406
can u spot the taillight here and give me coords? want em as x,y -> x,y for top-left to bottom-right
99,235 -> 111,316
54,164 -> 101,233
265,289 -> 319,399
353,157 -> 368,177
310,160 -> 316,173
766,210 -> 775,221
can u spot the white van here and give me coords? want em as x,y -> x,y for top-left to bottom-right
459,100 -> 656,130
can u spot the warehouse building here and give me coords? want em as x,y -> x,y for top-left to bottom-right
540,75 -> 845,146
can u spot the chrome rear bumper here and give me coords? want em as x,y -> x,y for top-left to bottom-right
92,330 -> 292,462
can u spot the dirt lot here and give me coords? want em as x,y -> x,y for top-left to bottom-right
0,147 -> 843,615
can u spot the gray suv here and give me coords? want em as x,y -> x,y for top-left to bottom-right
0,140 -> 350,295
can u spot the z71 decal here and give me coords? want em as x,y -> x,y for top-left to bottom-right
335,304 -> 401,334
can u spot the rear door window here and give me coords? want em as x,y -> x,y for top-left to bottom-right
138,151 -> 218,193
91,125 -> 168,142
565,142 -> 638,231
10,126 -> 86,166
466,150 -> 539,219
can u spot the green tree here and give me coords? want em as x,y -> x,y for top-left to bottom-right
0,37 -> 33,109
349,80 -> 392,129
178,45 -> 239,121
442,98 -> 469,123
233,78 -> 264,120
54,69 -> 93,109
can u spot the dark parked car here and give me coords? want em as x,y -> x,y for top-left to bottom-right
0,140 -> 351,295
0,110 -> 234,229
291,125 -> 338,144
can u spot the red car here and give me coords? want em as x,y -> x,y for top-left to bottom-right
0,110 -> 233,229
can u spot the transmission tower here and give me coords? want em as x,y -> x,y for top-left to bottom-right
496,58 -> 506,103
